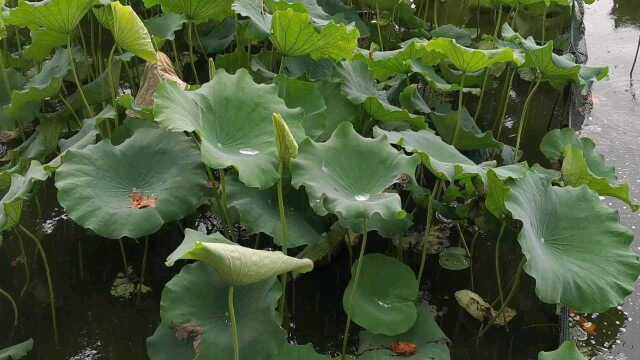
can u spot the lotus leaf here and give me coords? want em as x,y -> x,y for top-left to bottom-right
338,61 -> 426,129
146,262 -> 284,360
0,161 -> 48,231
227,176 -> 327,248
154,69 -> 305,189
353,39 -> 436,81
343,254 -> 418,336
291,122 -> 418,233
410,61 -> 481,95
94,2 -> 158,63
0,69 -> 36,131
399,85 -> 431,114
504,172 -> 640,312
166,229 -> 314,286
358,303 -> 450,360
562,146 -> 639,211
55,127 -> 208,239
439,247 -> 471,270
538,341 -> 586,360
144,12 -> 187,41
6,0 -> 96,60
273,343 -> 329,359
0,339 -> 33,360
159,0 -> 234,23
232,0 -> 273,35
430,104 -> 502,150
272,9 -> 359,61
274,75 -> 327,139
426,37 -> 520,73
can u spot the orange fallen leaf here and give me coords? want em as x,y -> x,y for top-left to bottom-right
391,342 -> 417,357
579,318 -> 597,336
129,191 -> 159,209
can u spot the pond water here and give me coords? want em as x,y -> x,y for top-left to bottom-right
576,0 -> 640,358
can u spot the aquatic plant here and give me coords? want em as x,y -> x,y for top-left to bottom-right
0,0 -> 633,359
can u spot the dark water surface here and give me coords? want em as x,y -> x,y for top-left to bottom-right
577,0 -> 640,358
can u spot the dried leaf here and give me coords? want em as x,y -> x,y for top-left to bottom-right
391,341 -> 418,356
172,321 -> 204,356
129,191 -> 159,209
128,52 -> 186,117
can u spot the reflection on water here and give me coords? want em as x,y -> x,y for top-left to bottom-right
582,0 -> 640,358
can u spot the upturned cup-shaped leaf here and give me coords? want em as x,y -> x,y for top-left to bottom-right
505,172 -> 640,312
343,254 -> 419,336
273,112 -> 298,163
291,122 -> 418,233
154,69 -> 305,189
166,229 -> 314,286
55,127 -> 208,239
6,0 -> 96,60
426,37 -> 520,73
538,341 -> 586,360
358,303 -> 450,360
94,2 -> 158,63
146,262 -> 284,360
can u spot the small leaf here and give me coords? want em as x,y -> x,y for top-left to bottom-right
439,247 -> 470,270
0,339 -> 34,360
538,341 -> 586,360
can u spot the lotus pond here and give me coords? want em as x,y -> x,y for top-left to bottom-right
0,0 -> 637,359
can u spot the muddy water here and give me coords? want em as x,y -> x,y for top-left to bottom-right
577,0 -> 640,358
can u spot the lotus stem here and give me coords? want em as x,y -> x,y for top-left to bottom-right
541,6 -> 548,43
478,257 -> 524,339
514,77 -> 542,157
341,217 -> 369,360
218,170 -> 235,240
118,238 -> 129,274
13,230 -> 30,298
494,222 -> 506,309
276,162 -> 289,325
228,286 -> 240,360
433,0 -> 438,28
136,237 -> 149,304
171,40 -> 183,78
451,74 -> 467,147
68,36 -> 94,118
375,1 -> 384,51
78,24 -> 95,81
493,4 -> 503,39
107,43 -> 118,106
474,71 -> 489,124
78,237 -> 84,281
511,4 -> 519,29
187,22 -> 200,84
456,223 -> 474,291
493,65 -> 516,141
631,35 -> 640,79
417,180 -> 441,287
421,0 -> 430,24
19,224 -> 58,346
0,286 -> 18,327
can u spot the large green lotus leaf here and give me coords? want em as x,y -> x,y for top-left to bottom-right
144,12 -> 187,41
227,176 -> 327,248
338,61 -> 426,129
563,146 -> 639,211
6,0 -> 96,60
538,341 -> 586,360
272,9 -> 359,61
232,0 -> 273,35
154,69 -> 305,189
166,229 -> 314,286
540,128 -> 616,181
399,84 -> 431,115
374,127 -> 478,182
275,75 -> 327,139
358,303 -> 450,360
272,343 -> 329,359
5,48 -> 71,117
94,2 -> 157,63
505,172 -> 640,312
6,117 -> 65,162
146,262 -> 284,360
343,254 -> 418,336
0,161 -> 48,231
351,39 -> 437,81
55,127 -> 208,239
430,104 -> 502,150
0,339 -> 34,360
291,122 -> 418,232
314,81 -> 360,141
426,37 -> 520,73
160,0 -> 233,23
410,60 -> 480,94
0,69 -> 36,131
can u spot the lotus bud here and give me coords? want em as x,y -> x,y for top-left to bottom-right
273,112 -> 298,163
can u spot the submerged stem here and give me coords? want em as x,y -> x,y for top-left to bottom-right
478,258 -> 524,338
137,237 -> 149,304
19,224 -> 58,345
417,180 -> 441,287
456,223 -> 474,291
494,222 -> 507,327
341,217 -> 369,360
515,77 -> 542,157
118,238 -> 129,274
0,286 -> 18,327
15,230 -> 30,298
228,286 -> 240,360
